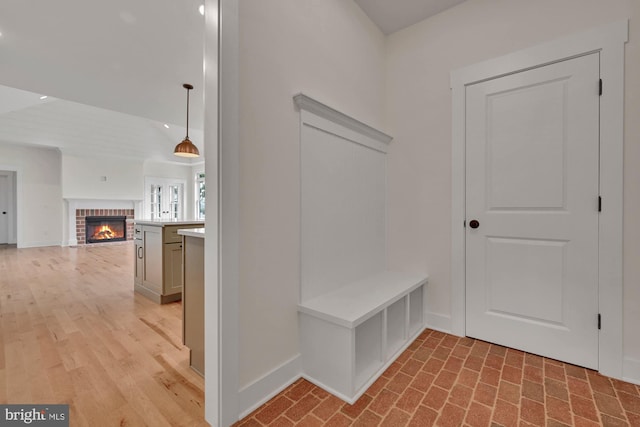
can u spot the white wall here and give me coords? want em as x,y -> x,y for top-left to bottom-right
60,155 -> 199,241
385,0 -> 640,378
61,155 -> 196,214
237,0 -> 387,388
0,148 -> 199,247
143,160 -> 194,182
0,143 -> 63,247
61,154 -> 144,200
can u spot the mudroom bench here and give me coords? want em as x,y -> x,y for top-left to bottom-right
298,271 -> 428,403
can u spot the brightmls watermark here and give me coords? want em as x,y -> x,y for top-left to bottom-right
0,405 -> 68,426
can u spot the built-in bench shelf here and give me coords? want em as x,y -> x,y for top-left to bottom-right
298,271 -> 428,403
295,94 -> 428,403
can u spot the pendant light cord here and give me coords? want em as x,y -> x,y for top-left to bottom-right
185,87 -> 190,139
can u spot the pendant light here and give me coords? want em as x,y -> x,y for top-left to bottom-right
174,83 -> 200,158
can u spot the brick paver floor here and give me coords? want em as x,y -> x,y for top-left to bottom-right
234,329 -> 640,426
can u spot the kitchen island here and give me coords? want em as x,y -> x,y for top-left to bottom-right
133,220 -> 204,304
178,227 -> 205,376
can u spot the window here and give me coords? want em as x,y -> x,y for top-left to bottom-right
150,184 -> 162,219
195,172 -> 205,220
169,184 -> 181,219
144,177 -> 186,220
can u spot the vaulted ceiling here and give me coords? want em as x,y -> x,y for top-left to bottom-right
0,0 -> 205,163
0,85 -> 203,161
0,0 -> 465,162
355,0 -> 467,35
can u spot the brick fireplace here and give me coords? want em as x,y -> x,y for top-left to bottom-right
76,208 -> 134,245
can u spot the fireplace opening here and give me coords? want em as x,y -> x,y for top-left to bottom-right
85,216 -> 127,244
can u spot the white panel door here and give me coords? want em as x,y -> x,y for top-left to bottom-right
465,53 -> 600,369
0,174 -> 8,244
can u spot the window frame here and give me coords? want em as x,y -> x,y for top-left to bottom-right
144,176 -> 187,221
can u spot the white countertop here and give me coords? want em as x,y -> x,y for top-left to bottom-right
178,228 -> 205,238
132,219 -> 205,227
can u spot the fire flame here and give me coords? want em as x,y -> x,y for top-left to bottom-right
91,225 -> 121,240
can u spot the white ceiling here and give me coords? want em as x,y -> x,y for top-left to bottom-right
355,0 -> 467,35
0,0 -> 205,128
0,0 -> 205,162
0,85 -> 203,161
0,0 -> 464,162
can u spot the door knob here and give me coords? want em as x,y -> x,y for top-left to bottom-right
469,220 -> 480,229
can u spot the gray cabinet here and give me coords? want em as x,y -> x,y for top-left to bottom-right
142,225 -> 163,295
134,236 -> 144,286
164,242 -> 184,296
133,222 -> 204,304
182,233 -> 205,376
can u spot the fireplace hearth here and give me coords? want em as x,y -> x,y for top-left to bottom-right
85,216 -> 127,244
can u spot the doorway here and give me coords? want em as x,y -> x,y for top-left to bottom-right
0,170 -> 16,245
144,177 -> 186,221
451,21 -> 627,379
464,53 -> 599,368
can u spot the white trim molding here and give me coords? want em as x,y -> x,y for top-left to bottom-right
450,20 -> 628,379
425,311 -> 452,334
0,164 -> 23,248
212,0 -> 240,426
293,94 -> 392,151
203,0 -> 224,426
238,355 -> 302,419
623,357 -> 640,386
0,168 -> 17,245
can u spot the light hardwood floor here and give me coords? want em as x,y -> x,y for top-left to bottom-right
0,243 -> 207,426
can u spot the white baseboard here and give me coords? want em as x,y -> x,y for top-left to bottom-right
19,240 -> 62,249
425,311 -> 453,335
238,354 -> 302,419
623,357 -> 640,385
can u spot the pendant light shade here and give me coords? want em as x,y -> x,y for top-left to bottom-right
174,83 -> 200,158
174,136 -> 199,157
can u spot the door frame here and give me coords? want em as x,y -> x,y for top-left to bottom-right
0,172 -> 11,244
204,0 -> 239,425
0,165 -> 21,246
451,20 -> 627,379
143,176 -> 187,220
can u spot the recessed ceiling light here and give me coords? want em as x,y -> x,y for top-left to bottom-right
199,5 -> 204,15
164,124 -> 170,129
40,95 -> 48,100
